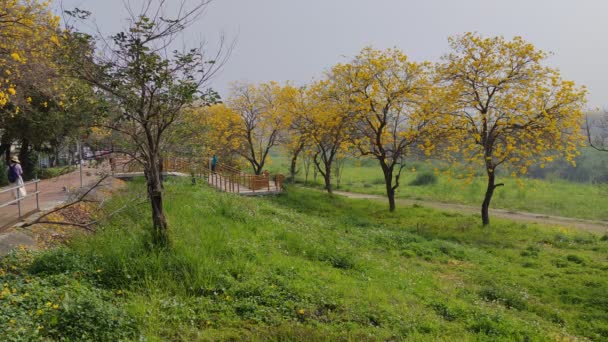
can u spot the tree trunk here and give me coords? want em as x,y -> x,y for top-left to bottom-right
387,187 -> 396,212
303,156 -> 310,185
324,164 -> 332,194
158,156 -> 164,189
381,164 -> 396,212
482,172 -> 496,226
18,139 -> 34,181
0,135 -> 11,165
250,161 -> 263,175
289,153 -> 298,184
146,154 -> 169,248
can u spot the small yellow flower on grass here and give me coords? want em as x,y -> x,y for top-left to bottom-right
37,309 -> 43,315
297,309 -> 305,315
45,302 -> 52,307
52,304 -> 59,309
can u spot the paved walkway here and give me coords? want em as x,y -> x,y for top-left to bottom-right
0,167 -> 102,231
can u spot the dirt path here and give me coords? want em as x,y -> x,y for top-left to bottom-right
331,190 -> 608,234
0,167 -> 102,231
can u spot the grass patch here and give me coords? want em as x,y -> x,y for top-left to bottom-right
265,152 -> 608,220
37,166 -> 76,180
1,179 -> 607,340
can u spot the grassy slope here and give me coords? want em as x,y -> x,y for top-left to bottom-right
1,178 -> 607,341
265,153 -> 608,221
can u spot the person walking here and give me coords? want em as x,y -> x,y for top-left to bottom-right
8,156 -> 26,200
211,155 -> 218,173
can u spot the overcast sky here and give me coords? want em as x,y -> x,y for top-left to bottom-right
58,0 -> 608,108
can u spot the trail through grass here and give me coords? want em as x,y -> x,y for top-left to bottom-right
265,153 -> 608,221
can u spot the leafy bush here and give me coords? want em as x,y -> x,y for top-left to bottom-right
430,301 -> 466,321
37,166 -> 76,180
478,286 -> 528,310
0,252 -> 138,341
566,254 -> 586,264
409,172 -> 437,186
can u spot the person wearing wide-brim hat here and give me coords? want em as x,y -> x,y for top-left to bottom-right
8,156 -> 26,200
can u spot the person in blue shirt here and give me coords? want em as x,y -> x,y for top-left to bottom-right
211,155 -> 218,173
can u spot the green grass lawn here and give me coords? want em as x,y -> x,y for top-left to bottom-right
1,179 -> 607,340
265,153 -> 608,221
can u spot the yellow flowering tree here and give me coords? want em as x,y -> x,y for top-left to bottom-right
0,0 -> 61,108
439,33 -> 587,225
279,84 -> 312,183
218,82 -> 289,175
305,80 -> 355,194
331,47 -> 442,211
0,1 -> 93,174
201,103 -> 243,164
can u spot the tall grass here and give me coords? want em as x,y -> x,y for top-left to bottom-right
1,178 -> 607,340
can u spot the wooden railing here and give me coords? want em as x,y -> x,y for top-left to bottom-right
109,154 -> 285,194
211,162 -> 285,193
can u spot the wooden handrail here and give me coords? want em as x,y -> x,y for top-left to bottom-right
112,155 -> 284,194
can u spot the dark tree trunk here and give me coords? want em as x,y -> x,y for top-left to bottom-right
249,160 -> 263,175
387,186 -> 396,212
54,146 -> 60,167
0,135 -> 11,165
289,143 -> 304,184
158,156 -> 164,189
289,153 -> 298,184
481,171 -> 501,226
324,164 -> 332,194
18,139 -> 35,181
381,162 -> 396,212
146,153 -> 169,248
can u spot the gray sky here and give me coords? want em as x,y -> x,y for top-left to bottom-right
59,0 -> 608,108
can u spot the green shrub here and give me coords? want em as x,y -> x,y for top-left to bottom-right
430,301 -> 465,321
42,283 -> 138,341
566,254 -> 586,264
478,286 -> 528,310
37,166 -> 76,180
0,271 -> 138,341
409,172 -> 437,186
